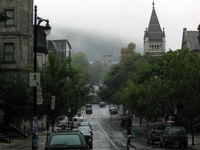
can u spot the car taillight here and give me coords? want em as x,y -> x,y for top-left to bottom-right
164,135 -> 168,139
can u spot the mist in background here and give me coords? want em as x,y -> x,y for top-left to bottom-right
35,0 -> 200,61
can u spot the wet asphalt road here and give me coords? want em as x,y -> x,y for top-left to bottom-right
85,104 -> 193,150
85,104 -> 151,150
0,104 -> 194,150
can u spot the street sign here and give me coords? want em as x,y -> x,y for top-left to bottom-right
29,73 -> 40,86
51,96 -> 55,110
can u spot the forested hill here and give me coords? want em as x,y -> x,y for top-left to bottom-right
48,27 -> 128,62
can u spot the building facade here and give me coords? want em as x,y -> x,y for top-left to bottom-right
53,39 -> 69,63
181,28 -> 200,56
0,0 -> 33,79
144,2 -> 166,57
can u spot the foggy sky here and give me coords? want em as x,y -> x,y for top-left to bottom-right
34,0 -> 200,51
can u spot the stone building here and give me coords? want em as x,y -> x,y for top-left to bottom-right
181,28 -> 200,56
0,0 -> 33,79
144,2 -> 166,57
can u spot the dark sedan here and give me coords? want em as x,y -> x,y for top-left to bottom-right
45,131 -> 89,150
74,127 -> 93,149
160,126 -> 188,148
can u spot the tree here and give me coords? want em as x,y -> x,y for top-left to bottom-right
0,12 -> 8,22
90,61 -> 104,85
0,77 -> 32,126
120,42 -> 136,62
72,52 -> 90,82
40,52 -> 92,130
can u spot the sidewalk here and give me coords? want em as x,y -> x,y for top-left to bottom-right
118,106 -> 200,150
133,121 -> 200,150
0,131 -> 47,150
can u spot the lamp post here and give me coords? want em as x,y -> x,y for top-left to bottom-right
32,5 -> 51,150
198,24 -> 200,51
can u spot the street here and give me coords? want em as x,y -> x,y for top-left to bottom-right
85,104 -> 195,150
0,104 -> 197,150
86,104 -> 150,150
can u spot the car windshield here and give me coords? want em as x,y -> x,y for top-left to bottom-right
49,134 -> 81,146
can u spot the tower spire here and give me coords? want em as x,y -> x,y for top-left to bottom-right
152,1 -> 155,9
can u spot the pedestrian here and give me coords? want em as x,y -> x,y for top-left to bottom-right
126,115 -> 136,150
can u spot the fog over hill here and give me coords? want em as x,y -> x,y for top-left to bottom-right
48,27 -> 142,62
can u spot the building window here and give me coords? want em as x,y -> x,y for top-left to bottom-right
4,9 -> 14,26
4,43 -> 14,61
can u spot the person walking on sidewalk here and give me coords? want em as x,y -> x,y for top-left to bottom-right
127,114 -> 136,150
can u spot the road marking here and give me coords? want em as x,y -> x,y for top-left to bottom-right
97,120 -> 119,149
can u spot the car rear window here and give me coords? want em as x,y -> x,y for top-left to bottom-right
151,123 -> 167,130
50,134 -> 81,146
86,104 -> 92,108
169,127 -> 186,134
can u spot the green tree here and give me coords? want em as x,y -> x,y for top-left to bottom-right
72,52 -> 90,82
41,52 -> 92,130
90,61 -> 104,85
0,12 -> 8,22
1,77 -> 32,126
120,42 -> 136,62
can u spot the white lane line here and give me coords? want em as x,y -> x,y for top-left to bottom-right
97,120 -> 119,149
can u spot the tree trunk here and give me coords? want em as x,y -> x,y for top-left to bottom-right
139,117 -> 142,127
190,117 -> 194,145
46,121 -> 49,142
52,117 -> 55,132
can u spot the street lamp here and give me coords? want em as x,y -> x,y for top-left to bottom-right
32,5 -> 51,150
198,24 -> 200,47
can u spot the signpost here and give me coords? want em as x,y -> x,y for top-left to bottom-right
51,96 -> 55,110
37,87 -> 43,105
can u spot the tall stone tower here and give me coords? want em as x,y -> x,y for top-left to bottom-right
144,2 -> 166,57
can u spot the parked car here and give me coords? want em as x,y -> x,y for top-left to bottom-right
159,126 -> 188,148
109,106 -> 118,114
99,101 -> 105,107
72,116 -> 84,128
109,105 -> 115,112
45,131 -> 89,150
86,104 -> 92,114
79,121 -> 92,130
78,126 -> 93,137
58,116 -> 84,129
147,122 -> 168,144
74,127 -> 93,148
